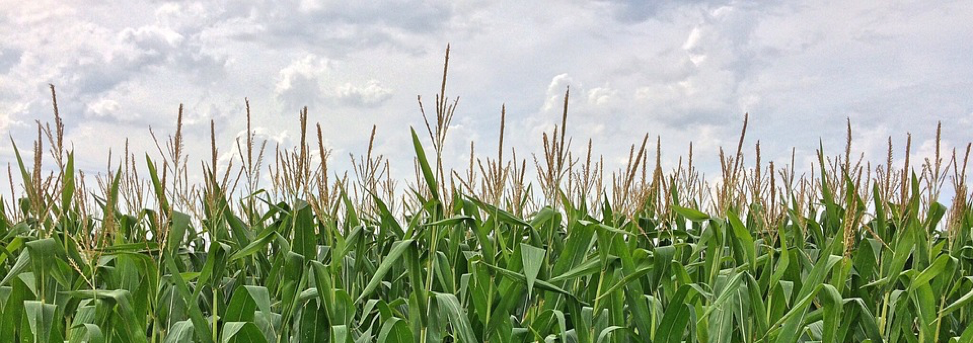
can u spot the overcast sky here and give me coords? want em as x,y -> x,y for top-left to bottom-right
2,0 -> 972,196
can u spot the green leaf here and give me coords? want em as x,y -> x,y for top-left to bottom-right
377,317 -> 412,343
434,292 -> 477,343
168,211 -> 191,254
357,239 -> 414,303
222,322 -> 268,343
657,285 -> 695,343
908,254 -> 953,291
411,127 -> 439,201
331,325 -> 353,343
229,228 -> 279,261
25,301 -> 56,343
68,289 -> 148,343
61,152 -> 75,216
942,284 -> 973,316
728,211 -> 756,272
820,284 -> 842,343
299,302 -> 329,343
225,285 -> 272,323
292,201 -> 317,260
0,245 -> 30,287
163,321 -> 194,343
520,243 -> 546,297
673,205 -> 709,222
163,252 -> 215,343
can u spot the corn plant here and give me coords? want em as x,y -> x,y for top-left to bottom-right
1,50 -> 973,343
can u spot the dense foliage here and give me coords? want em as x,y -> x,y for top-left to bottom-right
2,52 -> 973,343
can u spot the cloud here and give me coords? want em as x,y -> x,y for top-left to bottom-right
85,98 -> 125,120
272,56 -> 395,110
540,74 -> 574,113
0,48 -> 21,74
274,54 -> 330,110
212,0 -> 460,58
586,87 -> 616,106
1,0 -> 971,192
334,80 -> 393,107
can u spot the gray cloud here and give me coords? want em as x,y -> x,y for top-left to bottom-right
1,0 -> 971,192
0,48 -> 21,74
333,80 -> 394,108
603,0 -> 734,23
274,54 -> 331,110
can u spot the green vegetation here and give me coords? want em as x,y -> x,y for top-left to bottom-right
2,49 -> 973,342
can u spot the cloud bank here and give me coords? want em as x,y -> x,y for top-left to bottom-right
1,0 -> 971,191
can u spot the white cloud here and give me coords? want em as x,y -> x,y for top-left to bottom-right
961,111 -> 973,126
334,80 -> 393,107
540,74 -> 574,113
586,87 -> 616,106
85,98 -> 125,120
683,26 -> 707,65
276,55 -> 330,93
274,54 -> 330,109
0,0 -> 970,192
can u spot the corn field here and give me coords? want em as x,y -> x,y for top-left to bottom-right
2,50 -> 973,343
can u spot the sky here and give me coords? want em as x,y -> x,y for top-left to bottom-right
1,0 -> 972,199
